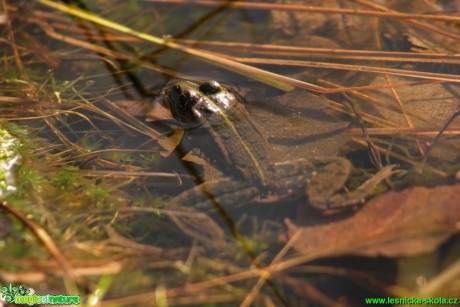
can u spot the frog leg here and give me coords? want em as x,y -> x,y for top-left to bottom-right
306,157 -> 396,210
166,178 -> 259,249
166,203 -> 226,250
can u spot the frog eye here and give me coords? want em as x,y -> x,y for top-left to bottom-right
164,85 -> 182,108
178,89 -> 199,108
199,80 -> 221,94
171,84 -> 182,94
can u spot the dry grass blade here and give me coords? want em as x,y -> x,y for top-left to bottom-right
179,39 -> 460,64
0,200 -> 78,289
33,17 -> 193,80
146,0 -> 460,23
240,227 -> 304,307
349,127 -> 460,136
234,57 -> 460,84
102,238 -> 388,305
352,138 -> 447,177
36,0 -> 294,91
418,110 -> 460,172
100,98 -> 162,139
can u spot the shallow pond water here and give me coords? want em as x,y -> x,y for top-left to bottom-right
1,0 -> 460,305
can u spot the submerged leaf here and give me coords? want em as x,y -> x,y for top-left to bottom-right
113,100 -> 149,117
146,102 -> 175,122
282,184 -> 460,258
157,129 -> 184,157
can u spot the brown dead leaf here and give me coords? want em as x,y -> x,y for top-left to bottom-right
365,77 -> 459,129
388,0 -> 460,53
157,129 -> 184,157
112,99 -> 174,122
146,101 -> 174,122
282,184 -> 460,258
356,77 -> 460,162
112,99 -> 150,117
270,0 -> 374,49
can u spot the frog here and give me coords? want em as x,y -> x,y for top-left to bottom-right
162,80 -> 394,246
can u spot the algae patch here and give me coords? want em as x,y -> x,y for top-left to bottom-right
0,129 -> 22,199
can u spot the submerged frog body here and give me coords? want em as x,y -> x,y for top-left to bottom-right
163,80 -> 394,245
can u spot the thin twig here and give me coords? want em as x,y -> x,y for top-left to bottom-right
343,94 -> 383,170
0,200 -> 78,288
418,110 -> 460,173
